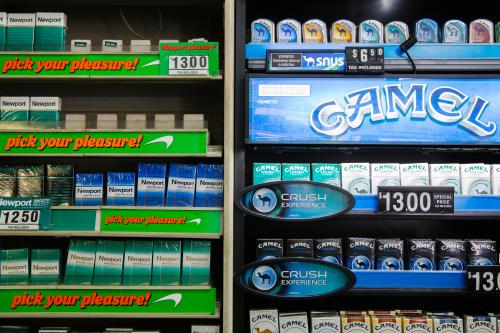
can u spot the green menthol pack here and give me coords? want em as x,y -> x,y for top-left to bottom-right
64,239 -> 96,285
312,163 -> 341,187
17,165 -> 44,198
182,240 -> 211,286
0,165 -> 16,197
496,22 -> 500,43
93,240 -> 124,285
6,13 -> 35,51
282,163 -> 311,181
30,97 -> 61,129
1,97 -> 29,122
152,240 -> 181,285
46,164 -> 73,206
0,248 -> 30,285
31,249 -> 60,285
253,163 -> 281,184
0,13 -> 6,51
35,13 -> 66,51
123,240 -> 153,286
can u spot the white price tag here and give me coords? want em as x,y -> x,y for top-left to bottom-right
0,209 -> 40,230
168,55 -> 209,75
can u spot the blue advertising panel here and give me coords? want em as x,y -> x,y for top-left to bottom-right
248,77 -> 500,145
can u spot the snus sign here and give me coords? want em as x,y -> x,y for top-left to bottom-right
235,258 -> 355,299
235,181 -> 354,221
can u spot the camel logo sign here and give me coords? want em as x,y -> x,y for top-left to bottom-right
235,258 -> 355,299
235,181 -> 354,221
268,50 -> 346,72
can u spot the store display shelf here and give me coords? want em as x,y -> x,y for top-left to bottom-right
245,43 -> 500,71
353,271 -> 465,290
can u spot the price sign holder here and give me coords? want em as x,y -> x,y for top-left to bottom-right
159,42 -> 219,77
0,197 -> 51,230
266,50 -> 346,73
345,47 -> 384,73
377,186 -> 454,214
467,265 -> 500,293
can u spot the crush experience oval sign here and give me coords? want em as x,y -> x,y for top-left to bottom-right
235,181 -> 354,221
235,258 -> 356,299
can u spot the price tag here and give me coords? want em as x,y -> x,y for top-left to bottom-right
377,186 -> 454,214
168,55 -> 209,75
0,197 -> 51,230
467,266 -> 500,293
345,47 -> 384,73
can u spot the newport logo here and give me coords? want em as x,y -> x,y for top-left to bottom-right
310,84 -> 497,137
252,265 -> 277,291
145,135 -> 174,149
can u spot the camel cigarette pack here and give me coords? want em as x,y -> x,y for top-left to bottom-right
311,312 -> 340,333
250,309 -> 279,333
468,240 -> 497,265
359,20 -> 383,43
376,239 -> 404,270
492,165 -> 500,195
460,164 -> 491,195
433,317 -> 463,333
430,164 -> 461,194
279,312 -> 309,333
372,316 -> 402,333
35,12 -> 66,51
385,21 -> 409,44
302,19 -> 327,43
400,163 -> 429,186
437,240 -> 466,271
341,315 -> 371,333
166,163 -> 197,207
469,20 -> 494,43
403,317 -> 433,333
371,164 -> 400,194
286,239 -> 313,258
315,238 -> 343,265
346,237 -> 375,270
256,239 -> 283,261
195,164 -> 224,207
64,239 -> 96,285
277,19 -> 301,43
0,13 -> 6,51
416,19 -> 440,43
0,165 -> 16,197
107,172 -> 135,206
182,240 -> 211,286
31,249 -> 60,285
312,164 -> 341,187
6,13 -> 35,51
75,173 -> 103,206
282,163 -> 310,181
464,316 -> 496,333
331,20 -> 356,43
443,20 -> 467,43
123,240 -> 153,285
251,19 -> 275,43
407,239 -> 436,271
137,163 -> 167,206
152,240 -> 181,285
0,248 -> 29,285
93,240 -> 124,285
1,97 -> 29,121
341,163 -> 370,194
254,163 -> 281,184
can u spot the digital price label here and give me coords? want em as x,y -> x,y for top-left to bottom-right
345,47 -> 384,73
467,266 -> 500,293
168,55 -> 209,75
0,197 -> 51,230
377,186 -> 454,214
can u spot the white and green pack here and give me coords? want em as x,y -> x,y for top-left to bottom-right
0,248 -> 30,285
0,97 -> 30,121
282,163 -> 311,181
31,249 -> 60,285
430,164 -> 461,194
341,163 -> 370,194
492,164 -> 500,195
0,13 -> 6,51
400,163 -> 429,186
253,163 -> 281,184
312,163 -> 341,187
123,240 -> 153,285
152,240 -> 181,285
6,13 -> 35,51
460,164 -> 491,195
30,97 -> 61,128
93,240 -> 124,285
370,163 -> 400,194
35,12 -> 66,51
182,240 -> 211,286
64,239 -> 96,285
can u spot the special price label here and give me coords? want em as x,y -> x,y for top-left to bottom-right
377,186 -> 454,214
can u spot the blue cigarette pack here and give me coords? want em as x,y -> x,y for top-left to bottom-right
195,164 -> 224,207
75,173 -> 103,206
137,163 -> 167,206
166,164 -> 197,207
106,172 -> 136,206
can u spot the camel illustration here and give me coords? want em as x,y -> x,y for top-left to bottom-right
303,56 -> 315,66
337,28 -> 347,37
447,26 -> 459,37
306,27 -> 318,36
363,26 -> 374,37
474,189 -> 488,194
419,25 -> 432,38
417,262 -> 428,269
389,29 -> 399,39
255,27 -> 266,36
475,26 -> 486,36
257,272 -> 271,284
447,262 -> 458,270
281,27 -> 292,37
385,261 -> 396,270
257,194 -> 272,206
355,259 -> 366,268
355,187 -> 368,194
255,328 -> 274,333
